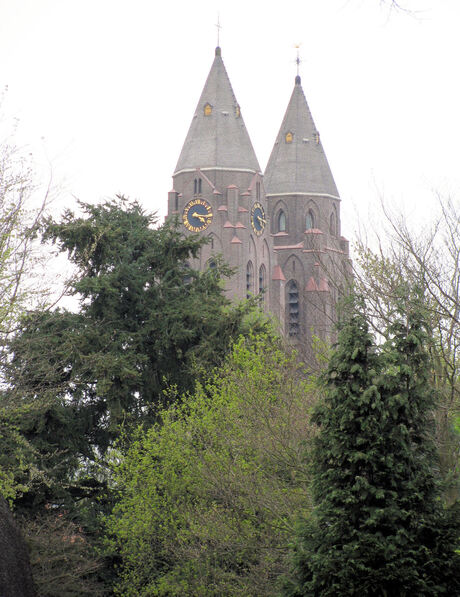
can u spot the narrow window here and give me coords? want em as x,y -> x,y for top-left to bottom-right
198,178 -> 202,194
256,182 -> 261,200
287,280 -> 300,336
246,261 -> 254,298
194,179 -> 198,195
306,210 -> 314,230
259,264 -> 266,304
278,210 -> 286,232
174,193 -> 179,211
329,212 -> 336,236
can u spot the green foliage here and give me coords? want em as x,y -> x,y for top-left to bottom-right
285,292 -> 460,596
0,138 -> 50,502
4,197 -> 267,508
106,334 -> 315,596
354,201 -> 460,501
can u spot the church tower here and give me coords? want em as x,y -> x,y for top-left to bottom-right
167,47 -> 350,347
265,73 -> 350,347
168,46 -> 278,318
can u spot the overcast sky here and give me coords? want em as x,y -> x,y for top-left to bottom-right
1,0 -> 459,238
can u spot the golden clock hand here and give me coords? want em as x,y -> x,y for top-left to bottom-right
257,215 -> 267,224
192,212 -> 212,221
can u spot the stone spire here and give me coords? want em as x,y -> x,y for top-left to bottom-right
174,47 -> 261,175
264,76 -> 339,198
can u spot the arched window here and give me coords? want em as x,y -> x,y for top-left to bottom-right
287,280 -> 300,336
207,258 -> 217,270
278,210 -> 286,232
259,264 -> 266,304
330,210 -> 337,236
198,178 -> 202,194
246,261 -> 254,298
305,210 -> 314,230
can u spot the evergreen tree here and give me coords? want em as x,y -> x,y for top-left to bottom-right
5,197 -> 267,508
285,293 -> 460,596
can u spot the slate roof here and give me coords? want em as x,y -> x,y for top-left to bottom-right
174,48 -> 261,175
264,76 -> 339,198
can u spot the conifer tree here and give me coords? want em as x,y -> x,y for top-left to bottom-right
285,293 -> 460,596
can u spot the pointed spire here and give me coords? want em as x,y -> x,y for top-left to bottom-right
264,77 -> 339,197
174,48 -> 261,175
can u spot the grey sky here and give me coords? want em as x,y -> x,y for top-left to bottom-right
1,0 -> 458,236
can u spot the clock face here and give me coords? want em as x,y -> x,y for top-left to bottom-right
251,202 -> 266,236
183,199 -> 213,232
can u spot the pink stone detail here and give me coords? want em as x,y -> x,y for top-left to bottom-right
217,205 -> 228,211
272,265 -> 286,281
223,221 -> 234,228
305,277 -> 319,292
235,222 -> 246,228
318,279 -> 330,292
274,242 -> 304,250
304,228 -> 323,234
231,235 -> 242,244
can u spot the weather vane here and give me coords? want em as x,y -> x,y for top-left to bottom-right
216,14 -> 222,47
294,43 -> 302,76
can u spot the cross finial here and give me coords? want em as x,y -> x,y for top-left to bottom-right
294,43 -> 302,76
216,14 -> 222,47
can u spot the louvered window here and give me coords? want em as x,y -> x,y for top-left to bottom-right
287,280 -> 300,336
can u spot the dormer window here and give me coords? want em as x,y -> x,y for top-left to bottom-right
278,210 -> 286,232
204,103 -> 212,116
285,131 -> 293,144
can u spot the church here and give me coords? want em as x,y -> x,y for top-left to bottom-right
167,46 -> 351,349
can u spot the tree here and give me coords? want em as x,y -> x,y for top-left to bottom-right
354,197 -> 460,501
1,196 -> 268,594
285,292 -> 460,596
106,334 -> 316,597
0,130 -> 55,502
4,197 -> 268,507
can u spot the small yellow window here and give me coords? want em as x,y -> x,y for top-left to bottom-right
285,132 -> 293,144
204,103 -> 212,116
